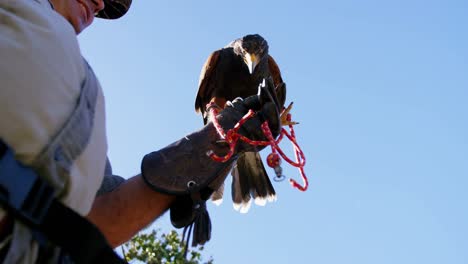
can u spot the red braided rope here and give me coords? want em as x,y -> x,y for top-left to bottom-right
207,102 -> 308,191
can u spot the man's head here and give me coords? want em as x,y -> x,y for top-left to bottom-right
49,0 -> 132,34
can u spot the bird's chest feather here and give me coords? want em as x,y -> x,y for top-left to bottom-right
214,54 -> 264,101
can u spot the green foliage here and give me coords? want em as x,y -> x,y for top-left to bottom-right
122,229 -> 213,264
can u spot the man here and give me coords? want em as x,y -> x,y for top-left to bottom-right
0,0 -> 279,263
0,0 -> 280,263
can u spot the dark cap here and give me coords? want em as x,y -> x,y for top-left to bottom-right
95,0 -> 132,20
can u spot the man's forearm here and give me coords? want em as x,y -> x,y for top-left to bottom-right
86,174 -> 175,247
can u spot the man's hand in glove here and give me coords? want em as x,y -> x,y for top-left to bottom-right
141,78 -> 281,246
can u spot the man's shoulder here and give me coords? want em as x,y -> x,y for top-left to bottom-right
0,0 -> 85,86
0,0 -> 88,164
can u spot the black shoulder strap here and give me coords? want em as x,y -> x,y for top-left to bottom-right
0,141 -> 125,263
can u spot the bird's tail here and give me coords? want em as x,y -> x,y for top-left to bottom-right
231,152 -> 276,213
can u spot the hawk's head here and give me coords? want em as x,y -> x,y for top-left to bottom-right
233,34 -> 269,74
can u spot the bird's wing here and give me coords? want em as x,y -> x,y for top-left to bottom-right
195,50 -> 221,119
268,55 -> 287,109
268,55 -> 283,86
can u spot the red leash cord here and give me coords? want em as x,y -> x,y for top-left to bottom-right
207,103 -> 308,192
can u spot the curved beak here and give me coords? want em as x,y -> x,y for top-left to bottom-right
245,53 -> 258,74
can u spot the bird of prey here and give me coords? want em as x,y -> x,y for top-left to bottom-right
195,34 -> 287,213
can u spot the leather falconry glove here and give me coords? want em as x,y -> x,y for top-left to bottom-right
141,78 -> 281,247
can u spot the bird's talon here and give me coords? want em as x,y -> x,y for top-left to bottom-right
282,120 -> 299,126
281,102 -> 294,114
280,102 -> 298,126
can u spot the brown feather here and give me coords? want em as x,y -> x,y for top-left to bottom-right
195,50 -> 220,115
268,55 -> 283,86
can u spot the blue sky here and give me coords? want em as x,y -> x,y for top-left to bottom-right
79,1 -> 467,263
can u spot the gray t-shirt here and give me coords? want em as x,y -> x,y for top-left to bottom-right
96,158 -> 126,196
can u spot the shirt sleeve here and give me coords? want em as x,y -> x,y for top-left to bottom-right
96,158 -> 125,196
